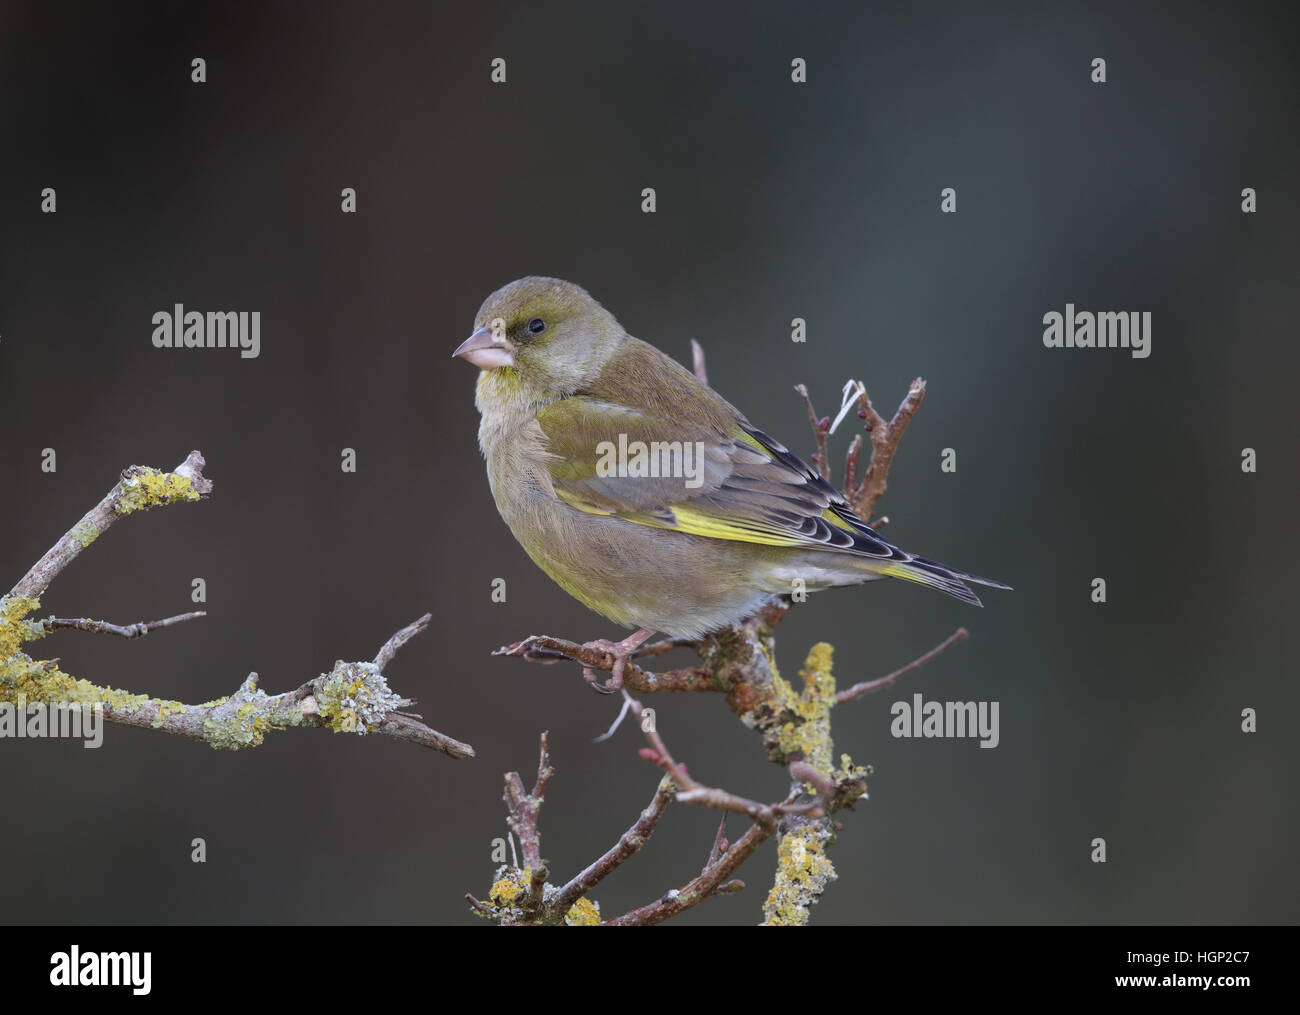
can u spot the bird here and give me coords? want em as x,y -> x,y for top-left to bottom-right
454,277 -> 1009,691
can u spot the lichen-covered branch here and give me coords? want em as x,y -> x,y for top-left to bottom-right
3,595 -> 472,756
471,642 -> 872,927
471,732 -> 620,926
10,451 -> 213,601
760,645 -> 869,926
472,719 -> 783,926
2,452 -> 473,758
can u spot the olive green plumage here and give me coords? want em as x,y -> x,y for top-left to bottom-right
455,277 -> 1009,640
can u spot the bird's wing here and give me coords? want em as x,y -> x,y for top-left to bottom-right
535,395 -> 905,560
536,392 -> 1011,605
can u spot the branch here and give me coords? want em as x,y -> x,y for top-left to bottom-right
6,612 -> 473,756
548,772 -> 677,915
494,634 -> 716,693
2,453 -> 472,758
37,611 -> 207,639
474,709 -> 794,926
836,627 -> 968,704
495,598 -> 790,723
373,613 -> 432,671
476,732 -> 678,926
793,384 -> 832,483
690,338 -> 708,384
632,704 -> 774,829
604,822 -> 770,926
504,732 -> 553,871
602,688 -> 858,926
11,450 -> 213,600
845,377 -> 926,521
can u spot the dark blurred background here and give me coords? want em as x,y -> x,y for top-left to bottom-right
2,1 -> 1297,925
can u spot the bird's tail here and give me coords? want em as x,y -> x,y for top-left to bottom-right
869,556 -> 1013,607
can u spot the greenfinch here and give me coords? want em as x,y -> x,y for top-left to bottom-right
455,277 -> 1009,690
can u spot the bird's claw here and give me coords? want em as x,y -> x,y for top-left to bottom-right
584,666 -> 621,694
580,638 -> 630,694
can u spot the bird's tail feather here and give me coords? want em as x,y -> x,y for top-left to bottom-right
871,556 -> 1013,607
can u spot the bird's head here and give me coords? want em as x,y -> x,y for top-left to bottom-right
454,277 -> 624,403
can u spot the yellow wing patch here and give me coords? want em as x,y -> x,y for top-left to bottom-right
632,504 -> 808,547
734,429 -> 773,455
556,488 -> 807,546
822,508 -> 857,532
665,505 -> 807,546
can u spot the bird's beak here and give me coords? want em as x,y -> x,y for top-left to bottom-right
452,326 -> 516,370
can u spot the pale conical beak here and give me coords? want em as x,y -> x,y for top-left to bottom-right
452,326 -> 516,369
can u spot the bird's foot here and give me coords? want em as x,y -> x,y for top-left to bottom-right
581,628 -> 654,694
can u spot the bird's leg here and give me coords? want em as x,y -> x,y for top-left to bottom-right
581,628 -> 655,694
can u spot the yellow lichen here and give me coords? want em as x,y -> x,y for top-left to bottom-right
1,653 -> 175,716
768,642 -> 836,776
0,595 -> 44,662
488,868 -> 527,908
834,752 -> 871,790
564,896 -> 601,926
116,469 -> 197,515
199,697 -> 283,750
315,661 -> 404,735
762,823 -> 837,926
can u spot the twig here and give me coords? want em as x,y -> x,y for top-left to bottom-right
504,733 -> 552,871
38,611 -> 207,639
11,450 -> 213,600
704,815 -> 729,872
495,635 -> 717,693
690,338 -> 708,384
526,864 -> 549,912
368,709 -> 476,757
844,433 -> 862,496
848,378 -> 926,521
629,694 -> 821,825
465,893 -> 495,918
788,760 -> 836,805
549,773 -> 677,915
604,822 -> 771,926
373,613 -> 430,670
836,627 -> 968,704
794,384 -> 831,482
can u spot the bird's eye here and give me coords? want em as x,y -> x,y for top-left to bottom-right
527,317 -> 546,335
